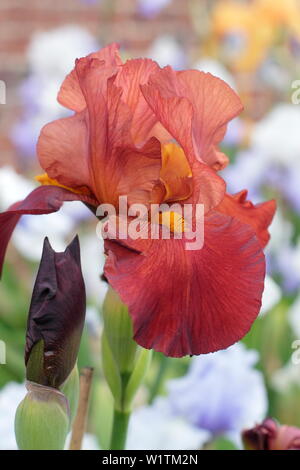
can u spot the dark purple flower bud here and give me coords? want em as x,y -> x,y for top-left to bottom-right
25,236 -> 86,388
243,418 -> 300,450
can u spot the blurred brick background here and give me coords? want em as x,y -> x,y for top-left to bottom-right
0,0 -> 196,166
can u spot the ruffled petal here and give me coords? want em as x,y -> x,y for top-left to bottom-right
141,66 -> 243,168
0,185 -> 96,277
104,211 -> 265,357
188,160 -> 226,211
141,67 -> 195,161
216,190 -> 276,247
37,111 -> 92,192
75,57 -> 162,206
57,42 -> 122,112
114,59 -> 159,144
39,56 -> 162,207
141,67 -> 233,210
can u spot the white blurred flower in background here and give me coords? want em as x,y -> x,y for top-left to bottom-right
147,35 -> 187,70
80,233 -> 108,305
260,275 -> 282,316
127,398 -> 210,450
0,382 -> 25,450
272,360 -> 300,393
252,104 -> 300,165
267,208 -> 294,256
0,166 -> 34,209
27,25 -> 98,77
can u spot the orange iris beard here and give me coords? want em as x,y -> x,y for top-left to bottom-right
0,43 -> 275,357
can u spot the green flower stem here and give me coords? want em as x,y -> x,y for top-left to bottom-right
110,408 -> 131,450
102,288 -> 153,450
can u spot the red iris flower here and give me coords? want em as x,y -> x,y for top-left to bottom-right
0,43 -> 275,357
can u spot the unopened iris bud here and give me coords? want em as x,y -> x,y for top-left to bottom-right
25,236 -> 86,389
15,381 -> 70,450
15,236 -> 86,450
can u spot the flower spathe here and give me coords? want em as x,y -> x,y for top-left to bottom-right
0,43 -> 276,357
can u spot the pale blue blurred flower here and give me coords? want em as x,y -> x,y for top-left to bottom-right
265,209 -> 300,293
273,242 -> 300,293
224,104 -> 300,213
166,343 -> 268,447
222,149 -> 267,202
138,0 -> 172,18
222,118 -> 244,147
218,105 -> 300,293
279,165 -> 300,213
80,0 -> 99,4
12,76 -> 70,159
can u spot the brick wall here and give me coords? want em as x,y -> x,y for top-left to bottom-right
0,0 -> 196,165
